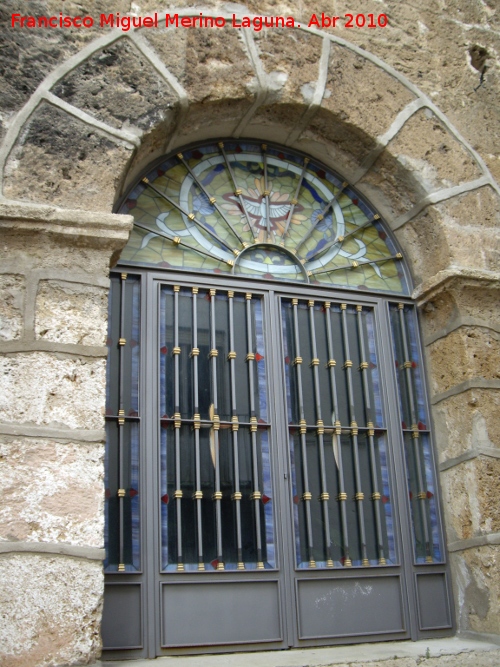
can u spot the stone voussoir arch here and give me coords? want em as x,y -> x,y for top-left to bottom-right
0,8 -> 498,259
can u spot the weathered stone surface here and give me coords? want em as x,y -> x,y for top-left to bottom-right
0,352 -> 105,429
385,109 -> 483,192
35,280 -> 108,346
433,389 -> 500,462
437,186 -> 500,229
441,456 -> 500,541
52,39 -> 177,132
0,436 -> 104,547
443,222 -> 500,273
427,327 -> 500,396
3,103 -> 132,212
452,545 -> 500,635
319,43 -> 415,142
0,274 -> 25,341
147,26 -> 255,103
0,553 -> 103,667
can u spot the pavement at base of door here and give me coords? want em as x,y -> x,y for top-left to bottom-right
100,637 -> 500,667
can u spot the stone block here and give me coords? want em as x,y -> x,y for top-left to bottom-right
35,280 -> 108,346
3,103 -> 132,212
433,389 -> 500,462
384,109 -> 482,193
427,327 -> 500,396
436,186 -> 500,229
146,26 -> 256,103
441,456 -> 500,541
443,224 -> 500,274
0,437 -> 104,548
0,554 -> 103,667
0,352 -> 106,430
0,274 -> 25,341
52,39 -> 178,132
451,544 -> 500,635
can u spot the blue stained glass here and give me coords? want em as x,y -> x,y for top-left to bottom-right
130,422 -> 141,570
130,278 -> 141,413
377,434 -> 396,563
254,298 -> 268,421
366,309 -> 384,428
260,430 -> 275,568
160,427 -> 169,571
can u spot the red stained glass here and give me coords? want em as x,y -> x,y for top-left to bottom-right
352,198 -> 358,205
211,558 -> 219,569
317,169 -> 325,179
129,488 -> 138,498
192,150 -> 203,159
258,418 -> 266,424
418,421 -> 427,430
379,230 -> 387,240
382,495 -> 389,504
412,361 -> 418,368
262,495 -> 271,504
293,495 -> 299,504
402,421 -> 407,429
235,145 -> 242,153
130,339 -> 138,348
159,262 -> 171,268
264,273 -> 275,279
409,491 -> 413,500
160,346 -> 168,354
161,494 -> 169,504
395,360 -> 399,367
126,199 -> 137,209
157,169 -> 164,177
369,362 -> 377,369
426,491 -> 434,499
285,356 -> 290,364
255,353 -> 264,361
105,488 -> 111,498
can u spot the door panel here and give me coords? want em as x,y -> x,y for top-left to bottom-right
102,271 -> 453,659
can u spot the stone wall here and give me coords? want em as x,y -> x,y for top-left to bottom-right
0,203 -> 131,667
0,0 -> 499,665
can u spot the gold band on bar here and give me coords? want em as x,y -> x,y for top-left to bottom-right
237,562 -> 245,570
198,563 -> 205,571
193,414 -> 201,430
310,358 -> 319,367
227,351 -> 236,360
351,261 -> 359,269
372,492 -> 381,501
119,338 -> 126,346
250,491 -> 261,501
327,559 -> 334,568
209,349 -> 218,358
343,360 -> 353,369
337,492 -> 347,501
309,559 -> 316,568
412,431 -> 420,439
355,492 -> 365,501
263,190 -> 270,197
192,491 -> 203,500
212,414 -> 220,431
174,490 -> 183,499
173,285 -> 180,292
350,421 -> 358,435
344,558 -> 352,567
317,423 -> 325,435
142,177 -> 149,184
319,492 -> 330,501
188,213 -> 195,221
302,492 -> 312,501
245,293 -> 252,300
118,564 -> 125,572
308,300 -> 315,307
356,305 -> 363,312
120,273 -> 128,280
426,556 -> 433,563
359,361 -> 369,370
340,303 -> 347,310
234,188 -> 242,196
398,303 -> 405,310
257,562 -> 265,570
226,260 -> 234,267
118,418 -> 125,425
192,287 -> 199,294
227,290 -> 234,298
176,152 -> 183,159
231,492 -> 242,501
118,489 -> 126,498
417,492 -> 427,500
173,237 -> 181,245
190,347 -> 200,357
174,413 -> 181,428
232,416 -> 239,431
250,416 -> 258,432
209,288 -> 216,297
327,359 -> 336,368
362,558 -> 370,567
367,421 -> 375,437
291,197 -> 298,205
177,563 -> 185,571
173,347 -> 181,355
291,298 -> 298,306
212,491 -> 223,501
294,356 -> 303,365
403,361 -> 412,369
335,420 -> 342,435
379,557 -> 387,566
324,301 -> 331,309
337,235 -> 344,243
246,353 -> 255,362
299,419 -> 307,434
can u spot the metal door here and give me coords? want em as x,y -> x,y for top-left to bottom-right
101,271 -> 453,660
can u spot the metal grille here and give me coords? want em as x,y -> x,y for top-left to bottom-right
282,298 -> 395,568
159,285 -> 275,571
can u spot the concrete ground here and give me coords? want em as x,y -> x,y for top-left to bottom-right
100,637 -> 500,667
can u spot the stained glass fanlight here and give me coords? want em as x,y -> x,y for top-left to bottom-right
118,141 -> 409,294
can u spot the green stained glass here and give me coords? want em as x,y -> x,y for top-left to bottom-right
118,141 -> 409,294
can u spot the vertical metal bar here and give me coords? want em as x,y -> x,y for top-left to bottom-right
356,305 -> 386,565
340,303 -> 369,566
218,142 -> 257,243
262,144 -> 272,243
117,272 -> 127,571
324,301 -> 351,566
245,293 -> 264,569
209,289 -> 224,570
191,287 -> 204,570
228,291 -> 244,569
172,285 -> 184,571
398,303 -> 432,563
307,300 -> 333,567
291,298 -> 315,568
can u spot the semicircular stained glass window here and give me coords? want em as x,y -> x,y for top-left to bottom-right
118,141 -> 409,295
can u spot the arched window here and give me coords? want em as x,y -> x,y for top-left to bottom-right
102,141 -> 452,659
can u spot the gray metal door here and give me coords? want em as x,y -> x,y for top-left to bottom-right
101,271 -> 453,660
